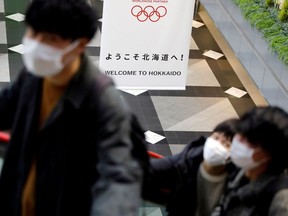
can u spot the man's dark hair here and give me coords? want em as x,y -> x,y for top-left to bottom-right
236,106 -> 288,174
213,118 -> 237,141
25,0 -> 99,41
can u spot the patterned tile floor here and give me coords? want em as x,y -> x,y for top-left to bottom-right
0,0 -> 267,215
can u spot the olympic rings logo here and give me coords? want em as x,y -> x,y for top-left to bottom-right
131,5 -> 167,22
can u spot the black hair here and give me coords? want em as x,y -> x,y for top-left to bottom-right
236,106 -> 288,174
25,0 -> 99,41
213,118 -> 237,141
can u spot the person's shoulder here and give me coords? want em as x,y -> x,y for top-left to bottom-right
272,189 -> 288,203
17,68 -> 35,80
11,68 -> 39,89
85,68 -> 130,115
84,58 -> 114,94
83,59 -> 116,100
172,137 -> 205,168
269,189 -> 288,216
187,136 -> 206,148
184,136 -> 206,157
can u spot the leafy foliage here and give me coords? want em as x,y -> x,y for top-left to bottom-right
266,0 -> 274,7
232,0 -> 288,64
279,0 -> 288,22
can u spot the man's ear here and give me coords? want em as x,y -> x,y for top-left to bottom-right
75,38 -> 89,55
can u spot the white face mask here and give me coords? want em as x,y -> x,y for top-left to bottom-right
22,37 -> 80,77
230,137 -> 262,170
203,137 -> 230,166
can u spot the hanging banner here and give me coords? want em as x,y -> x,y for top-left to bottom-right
99,0 -> 195,90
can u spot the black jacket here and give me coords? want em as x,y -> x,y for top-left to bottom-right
0,56 -> 142,216
143,136 -> 206,216
214,171 -> 288,216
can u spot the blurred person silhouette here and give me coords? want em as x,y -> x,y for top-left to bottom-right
143,118 -> 237,216
0,0 -> 144,216
210,106 -> 288,216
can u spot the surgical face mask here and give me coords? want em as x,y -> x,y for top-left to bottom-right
203,137 -> 230,166
22,37 -> 80,77
230,137 -> 262,170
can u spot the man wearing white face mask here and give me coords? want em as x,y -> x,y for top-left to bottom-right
0,0 -> 144,216
211,106 -> 288,216
142,118 -> 237,216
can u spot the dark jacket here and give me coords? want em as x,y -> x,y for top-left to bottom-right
143,136 -> 206,216
214,171 -> 288,216
0,56 -> 142,216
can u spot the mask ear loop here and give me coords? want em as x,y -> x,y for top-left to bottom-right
61,40 -> 81,65
63,39 -> 81,53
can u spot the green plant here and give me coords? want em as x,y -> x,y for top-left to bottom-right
255,18 -> 275,29
232,0 -> 288,64
277,44 -> 288,63
279,0 -> 288,22
262,24 -> 282,39
247,12 -> 274,28
268,5 -> 279,17
266,0 -> 274,7
269,35 -> 288,50
282,22 -> 288,34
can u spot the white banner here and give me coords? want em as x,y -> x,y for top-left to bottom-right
99,0 -> 195,90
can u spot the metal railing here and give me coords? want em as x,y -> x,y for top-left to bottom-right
0,132 -> 9,143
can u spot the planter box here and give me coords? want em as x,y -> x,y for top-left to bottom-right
201,0 -> 288,111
